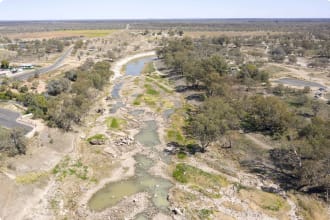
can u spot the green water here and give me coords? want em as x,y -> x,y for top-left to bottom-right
88,57 -> 172,214
88,155 -> 172,212
134,121 -> 161,147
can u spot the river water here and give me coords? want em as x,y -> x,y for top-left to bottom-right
88,56 -> 173,216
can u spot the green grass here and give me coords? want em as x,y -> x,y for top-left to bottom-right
53,157 -> 89,181
177,151 -> 187,159
165,106 -> 191,145
133,93 -> 158,107
133,94 -> 143,105
106,117 -> 126,130
173,163 -> 228,189
57,29 -> 116,38
142,62 -> 156,74
145,84 -> 160,96
167,129 -> 185,143
16,171 -> 49,184
87,134 -> 107,142
146,76 -> 173,93
198,209 -> 214,219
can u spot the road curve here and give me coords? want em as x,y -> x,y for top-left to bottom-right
0,108 -> 33,133
11,46 -> 74,81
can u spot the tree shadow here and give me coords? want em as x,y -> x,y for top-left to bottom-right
164,142 -> 205,156
185,94 -> 205,102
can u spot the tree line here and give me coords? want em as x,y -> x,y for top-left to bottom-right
158,37 -> 330,199
0,59 -> 113,132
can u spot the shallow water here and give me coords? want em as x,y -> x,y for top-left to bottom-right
110,101 -> 124,114
88,155 -> 172,212
275,78 -> 326,88
134,121 -> 161,147
129,109 -> 145,116
88,56 -> 172,214
163,109 -> 175,120
125,57 -> 155,76
111,82 -> 123,99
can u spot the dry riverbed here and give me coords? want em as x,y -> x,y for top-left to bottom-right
0,52 -> 329,220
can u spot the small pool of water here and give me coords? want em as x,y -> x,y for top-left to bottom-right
126,57 -> 155,76
274,78 -> 326,88
129,109 -> 145,116
111,82 -> 123,99
110,101 -> 125,114
163,109 -> 175,120
88,155 -> 172,212
134,121 -> 161,147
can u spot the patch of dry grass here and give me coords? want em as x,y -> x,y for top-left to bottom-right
239,189 -> 290,219
293,194 -> 330,220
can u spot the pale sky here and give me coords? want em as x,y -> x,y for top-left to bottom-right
0,0 -> 329,20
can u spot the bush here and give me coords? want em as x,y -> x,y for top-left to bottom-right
47,78 -> 71,96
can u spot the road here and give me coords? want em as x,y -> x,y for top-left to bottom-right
0,108 -> 33,133
11,46 -> 74,81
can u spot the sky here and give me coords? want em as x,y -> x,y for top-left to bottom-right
0,0 -> 329,20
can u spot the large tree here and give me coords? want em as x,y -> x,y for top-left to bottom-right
243,96 -> 292,135
188,98 -> 239,151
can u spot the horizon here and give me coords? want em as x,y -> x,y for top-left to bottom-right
0,18 -> 330,22
0,0 -> 329,20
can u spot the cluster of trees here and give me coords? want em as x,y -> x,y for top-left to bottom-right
6,39 -> 66,56
270,117 -> 330,196
0,60 -> 113,131
160,37 -> 330,198
157,37 -> 268,97
0,128 -> 27,156
45,60 -> 113,130
0,60 -> 10,69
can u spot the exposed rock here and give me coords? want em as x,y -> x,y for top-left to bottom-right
115,136 -> 134,146
89,139 -> 105,145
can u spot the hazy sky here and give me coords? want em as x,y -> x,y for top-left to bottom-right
0,0 -> 329,20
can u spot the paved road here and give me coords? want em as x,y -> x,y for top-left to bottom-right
11,46 -> 74,81
0,108 -> 33,133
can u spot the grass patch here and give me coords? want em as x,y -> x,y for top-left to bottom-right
87,134 -> 107,142
133,93 -> 158,107
166,105 -> 191,145
198,209 -> 214,219
133,94 -> 143,105
142,62 -> 155,74
106,117 -> 126,130
177,151 -> 187,159
145,84 -> 160,96
146,76 -> 173,93
295,194 -> 330,220
239,189 -> 289,214
53,156 -> 89,181
58,29 -> 116,38
167,129 -> 185,143
173,163 -> 228,189
16,171 -> 49,184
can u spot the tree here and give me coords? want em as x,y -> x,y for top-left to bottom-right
270,47 -> 286,63
64,70 -> 78,82
0,128 -> 27,156
47,78 -> 71,96
1,60 -> 10,69
188,98 -> 239,151
243,96 -> 292,135
10,128 -> 27,155
239,63 -> 269,83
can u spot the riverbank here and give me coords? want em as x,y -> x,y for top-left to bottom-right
112,51 -> 156,80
